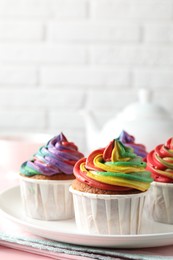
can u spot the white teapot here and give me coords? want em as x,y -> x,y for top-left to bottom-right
83,89 -> 173,152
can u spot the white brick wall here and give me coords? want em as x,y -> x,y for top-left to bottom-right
0,0 -> 173,154
91,0 -> 173,20
0,22 -> 44,41
0,44 -> 87,64
47,22 -> 140,42
40,67 -> 130,87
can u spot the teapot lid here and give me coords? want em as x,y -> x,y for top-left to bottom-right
117,88 -> 171,121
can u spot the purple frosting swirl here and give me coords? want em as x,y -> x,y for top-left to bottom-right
119,130 -> 147,158
20,133 -> 84,176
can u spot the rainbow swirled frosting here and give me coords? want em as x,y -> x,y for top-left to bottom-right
20,133 -> 84,177
74,139 -> 152,192
147,137 -> 173,183
119,130 -> 147,158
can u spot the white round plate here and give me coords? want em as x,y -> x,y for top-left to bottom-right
1,186 -> 173,249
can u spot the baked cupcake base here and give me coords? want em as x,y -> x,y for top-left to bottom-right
70,185 -> 148,235
72,179 -> 141,195
19,175 -> 74,221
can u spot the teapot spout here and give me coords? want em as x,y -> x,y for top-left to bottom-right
81,109 -> 100,152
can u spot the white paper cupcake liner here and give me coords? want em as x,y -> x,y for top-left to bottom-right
69,186 -> 148,235
145,181 -> 173,224
19,175 -> 74,221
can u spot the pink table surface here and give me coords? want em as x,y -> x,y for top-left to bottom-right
0,246 -> 50,259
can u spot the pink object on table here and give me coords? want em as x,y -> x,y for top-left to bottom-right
0,133 -> 49,173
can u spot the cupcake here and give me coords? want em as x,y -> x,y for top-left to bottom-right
19,132 -> 84,221
119,130 -> 148,159
146,137 -> 173,224
70,139 -> 152,235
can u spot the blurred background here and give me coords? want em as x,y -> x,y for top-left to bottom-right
0,0 -> 173,156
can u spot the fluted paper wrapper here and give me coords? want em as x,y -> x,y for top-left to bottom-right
70,186 -> 147,235
19,176 -> 74,221
146,181 -> 173,224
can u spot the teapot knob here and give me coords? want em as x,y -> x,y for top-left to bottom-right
138,88 -> 153,104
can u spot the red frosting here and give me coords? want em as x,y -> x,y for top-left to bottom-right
147,137 -> 173,183
74,157 -> 132,191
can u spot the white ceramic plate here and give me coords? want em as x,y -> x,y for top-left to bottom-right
1,186 -> 173,249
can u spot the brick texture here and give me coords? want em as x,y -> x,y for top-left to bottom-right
0,0 -> 172,154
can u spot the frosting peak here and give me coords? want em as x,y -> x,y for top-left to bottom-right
119,130 -> 147,158
74,139 -> 152,192
20,132 -> 84,177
